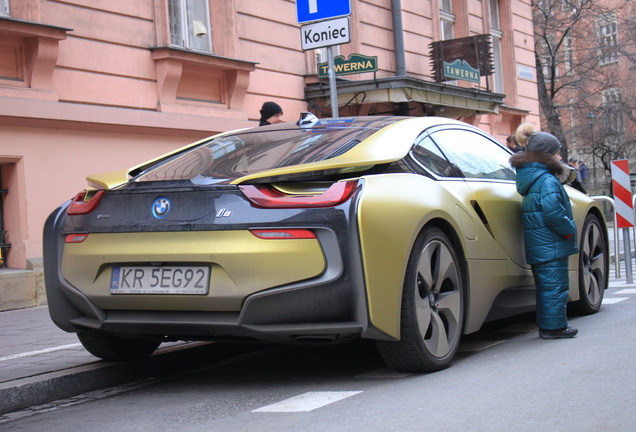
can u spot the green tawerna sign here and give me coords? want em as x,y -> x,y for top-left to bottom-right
443,59 -> 481,83
318,53 -> 378,78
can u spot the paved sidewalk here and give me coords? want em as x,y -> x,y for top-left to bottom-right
1,273 -> 635,416
0,307 -> 94,382
0,307 -> 228,416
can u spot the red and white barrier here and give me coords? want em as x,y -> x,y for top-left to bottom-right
611,159 -> 634,283
611,160 -> 634,228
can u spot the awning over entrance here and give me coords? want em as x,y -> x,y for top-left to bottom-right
305,76 -> 505,119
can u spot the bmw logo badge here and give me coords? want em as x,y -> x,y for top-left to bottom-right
152,197 -> 171,219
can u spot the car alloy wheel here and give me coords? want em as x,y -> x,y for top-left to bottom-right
571,213 -> 608,315
377,226 -> 464,372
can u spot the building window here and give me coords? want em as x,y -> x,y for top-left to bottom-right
439,0 -> 455,40
168,0 -> 212,52
539,38 -> 558,81
564,36 -> 573,75
602,88 -> 623,133
541,58 -> 558,80
316,47 -> 340,65
597,12 -> 618,65
314,45 -> 341,75
0,19 -> 68,98
0,0 -> 9,16
489,0 -> 504,93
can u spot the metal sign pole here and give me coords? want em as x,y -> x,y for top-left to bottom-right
297,0 -> 350,119
624,228 -> 634,283
327,45 -> 338,118
615,212 -> 621,278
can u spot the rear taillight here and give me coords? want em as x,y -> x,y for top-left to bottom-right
239,181 -> 357,208
66,190 -> 104,215
250,229 -> 317,239
65,233 -> 89,243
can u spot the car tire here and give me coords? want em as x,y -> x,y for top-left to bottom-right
377,226 -> 464,373
77,329 -> 161,361
570,213 -> 609,315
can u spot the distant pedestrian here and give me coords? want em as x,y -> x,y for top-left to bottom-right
510,123 -> 579,339
567,157 -> 588,195
506,134 -> 524,153
259,101 -> 284,126
578,160 -> 589,187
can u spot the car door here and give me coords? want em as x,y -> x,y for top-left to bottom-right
426,127 -> 529,268
410,130 -> 508,262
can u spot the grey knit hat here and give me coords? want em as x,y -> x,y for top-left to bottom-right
526,131 -> 561,155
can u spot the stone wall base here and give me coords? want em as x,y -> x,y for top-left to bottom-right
0,258 -> 46,312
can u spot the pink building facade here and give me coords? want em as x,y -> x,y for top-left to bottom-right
0,0 -> 539,306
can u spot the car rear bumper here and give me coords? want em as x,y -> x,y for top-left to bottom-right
69,310 -> 364,344
43,201 -> 394,344
60,230 -> 329,311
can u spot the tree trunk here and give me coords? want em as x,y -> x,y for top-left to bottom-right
534,51 -> 568,161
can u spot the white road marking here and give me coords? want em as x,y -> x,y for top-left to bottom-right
0,343 -> 82,362
253,391 -> 362,412
614,289 -> 636,295
0,341 -> 201,363
602,297 -> 629,305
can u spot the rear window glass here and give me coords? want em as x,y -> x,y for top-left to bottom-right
134,124 -> 382,185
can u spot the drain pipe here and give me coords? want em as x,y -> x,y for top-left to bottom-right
392,0 -> 407,76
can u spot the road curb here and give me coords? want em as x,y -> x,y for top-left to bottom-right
0,342 -> 254,415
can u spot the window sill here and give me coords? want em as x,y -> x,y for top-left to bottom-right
0,17 -> 70,101
151,47 -> 257,117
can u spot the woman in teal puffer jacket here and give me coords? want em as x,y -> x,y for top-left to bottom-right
509,123 -> 579,339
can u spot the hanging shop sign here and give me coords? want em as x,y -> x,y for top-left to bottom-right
429,34 -> 494,84
317,53 -> 378,78
442,59 -> 481,83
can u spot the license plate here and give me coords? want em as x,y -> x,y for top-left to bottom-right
110,266 -> 210,295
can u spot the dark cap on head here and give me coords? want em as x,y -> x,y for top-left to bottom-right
259,102 -> 283,122
526,132 -> 561,155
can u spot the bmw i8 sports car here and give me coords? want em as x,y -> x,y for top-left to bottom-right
43,115 -> 609,372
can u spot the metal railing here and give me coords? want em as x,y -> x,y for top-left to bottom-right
592,195 -> 636,279
0,188 -> 9,268
591,196 -> 619,278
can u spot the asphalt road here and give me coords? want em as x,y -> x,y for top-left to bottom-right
3,281 -> 636,432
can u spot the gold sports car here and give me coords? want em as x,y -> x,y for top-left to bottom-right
43,115 -> 609,372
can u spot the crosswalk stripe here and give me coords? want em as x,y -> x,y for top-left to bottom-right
603,297 -> 629,304
614,289 -> 636,295
253,391 -> 362,412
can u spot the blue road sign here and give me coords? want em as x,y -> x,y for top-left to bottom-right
296,0 -> 351,24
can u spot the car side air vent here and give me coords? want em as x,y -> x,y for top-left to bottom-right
322,139 -> 361,160
470,200 -> 495,238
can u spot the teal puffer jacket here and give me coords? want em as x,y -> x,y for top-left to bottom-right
510,152 -> 578,265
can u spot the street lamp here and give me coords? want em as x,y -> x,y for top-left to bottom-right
588,111 -> 597,183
